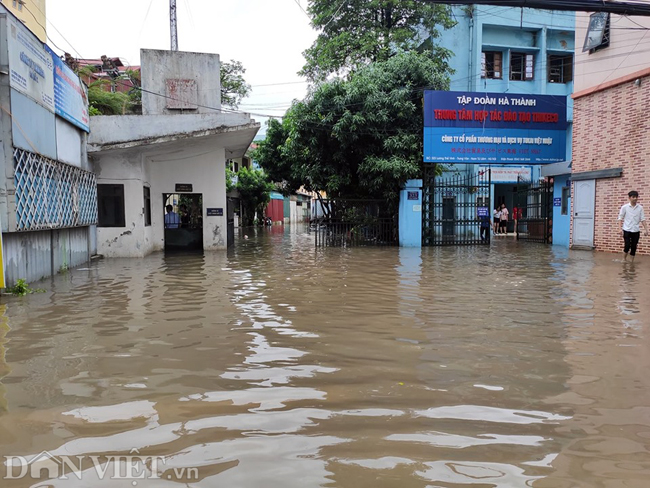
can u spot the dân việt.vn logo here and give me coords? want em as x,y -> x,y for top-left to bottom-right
4,449 -> 199,483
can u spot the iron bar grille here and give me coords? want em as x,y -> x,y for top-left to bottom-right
515,176 -> 553,244
313,199 -> 398,247
423,166 -> 491,246
14,148 -> 98,231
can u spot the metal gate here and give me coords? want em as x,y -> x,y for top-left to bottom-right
313,198 -> 398,247
515,177 -> 553,243
423,166 -> 491,246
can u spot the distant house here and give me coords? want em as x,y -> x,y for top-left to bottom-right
76,56 -> 140,95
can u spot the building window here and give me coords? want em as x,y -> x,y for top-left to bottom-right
583,12 -> 610,53
561,186 -> 570,215
510,52 -> 534,81
98,184 -> 125,227
481,52 -> 502,79
548,55 -> 573,83
143,186 -> 151,226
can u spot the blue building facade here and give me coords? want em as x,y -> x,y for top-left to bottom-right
427,6 -> 574,245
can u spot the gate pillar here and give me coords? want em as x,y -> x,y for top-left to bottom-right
399,179 -> 422,247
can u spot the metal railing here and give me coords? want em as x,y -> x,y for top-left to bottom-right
314,217 -> 397,247
14,148 -> 98,231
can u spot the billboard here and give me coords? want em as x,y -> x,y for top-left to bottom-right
48,46 -> 90,132
7,16 -> 54,112
424,91 -> 567,164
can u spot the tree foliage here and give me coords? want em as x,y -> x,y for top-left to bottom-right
221,60 -> 252,109
254,52 -> 448,206
235,167 -> 275,226
300,0 -> 454,81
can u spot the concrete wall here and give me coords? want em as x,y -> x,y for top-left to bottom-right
399,180 -> 422,247
552,175 -> 571,248
571,72 -> 650,255
141,49 -> 221,116
94,150 -> 150,258
574,14 -> 650,93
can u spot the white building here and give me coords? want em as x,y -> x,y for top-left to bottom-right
88,49 -> 259,257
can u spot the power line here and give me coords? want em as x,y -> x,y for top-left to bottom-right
292,0 -> 310,18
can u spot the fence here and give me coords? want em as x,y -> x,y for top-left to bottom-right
14,148 -> 97,231
313,199 -> 398,247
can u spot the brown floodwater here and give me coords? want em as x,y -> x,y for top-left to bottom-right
1,225 -> 650,487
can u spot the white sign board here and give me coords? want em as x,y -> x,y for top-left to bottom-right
479,165 -> 533,183
7,17 -> 54,112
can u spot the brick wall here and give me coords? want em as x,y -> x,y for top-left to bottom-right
572,74 -> 650,254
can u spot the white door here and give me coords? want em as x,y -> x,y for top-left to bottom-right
572,179 -> 595,248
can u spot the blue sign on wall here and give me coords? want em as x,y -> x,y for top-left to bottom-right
47,46 -> 90,132
424,91 -> 567,164
554,197 -> 562,207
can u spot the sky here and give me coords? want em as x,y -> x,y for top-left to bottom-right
47,0 -> 319,136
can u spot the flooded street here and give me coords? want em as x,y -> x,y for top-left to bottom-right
1,226 -> 650,487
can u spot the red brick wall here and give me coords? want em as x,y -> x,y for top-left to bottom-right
572,74 -> 650,254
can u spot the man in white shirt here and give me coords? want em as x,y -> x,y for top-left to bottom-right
618,191 -> 648,261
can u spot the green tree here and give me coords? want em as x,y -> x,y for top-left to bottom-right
300,0 -> 454,81
255,52 -> 448,207
236,167 -> 275,226
221,60 -> 252,109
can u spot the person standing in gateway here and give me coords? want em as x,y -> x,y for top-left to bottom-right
618,191 -> 648,262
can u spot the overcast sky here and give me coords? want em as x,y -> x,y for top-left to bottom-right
47,0 -> 318,135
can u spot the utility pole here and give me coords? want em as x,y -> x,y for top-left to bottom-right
170,0 -> 179,51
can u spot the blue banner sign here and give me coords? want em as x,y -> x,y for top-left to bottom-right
47,46 -> 90,132
477,207 -> 489,217
424,91 -> 567,164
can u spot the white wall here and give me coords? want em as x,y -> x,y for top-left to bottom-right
148,146 -> 227,251
575,14 -> 650,93
95,151 -> 150,258
56,118 -> 83,167
141,49 -> 221,116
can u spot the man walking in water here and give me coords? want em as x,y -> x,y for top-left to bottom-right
618,191 -> 648,262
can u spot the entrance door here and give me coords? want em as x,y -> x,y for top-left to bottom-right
572,179 -> 595,248
163,193 -> 204,251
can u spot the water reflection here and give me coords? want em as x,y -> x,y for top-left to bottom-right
0,228 -> 648,487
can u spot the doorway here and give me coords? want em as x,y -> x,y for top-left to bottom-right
163,193 -> 203,251
572,179 -> 595,248
494,183 -> 518,234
